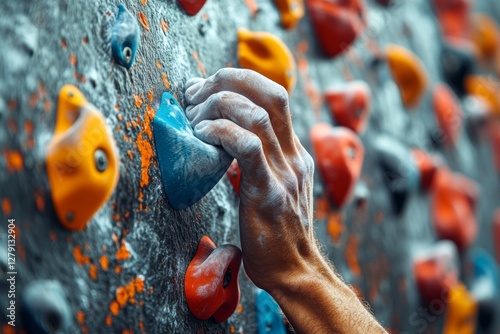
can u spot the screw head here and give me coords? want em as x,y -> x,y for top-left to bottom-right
222,268 -> 232,288
123,46 -> 132,64
94,149 -> 108,173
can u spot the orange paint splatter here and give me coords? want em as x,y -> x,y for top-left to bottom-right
127,150 -> 134,160
35,192 -> 45,211
244,0 -> 258,17
2,198 -> 12,216
231,326 -> 236,333
192,51 -> 207,77
135,276 -> 145,293
314,196 -> 330,220
4,150 -> 23,172
98,255 -> 108,271
138,12 -> 150,31
144,104 -> 155,140
82,37 -> 88,44
110,301 -> 120,316
116,241 -> 130,261
7,118 -> 17,132
106,315 -> 113,326
147,88 -> 154,103
141,0 -> 147,5
70,54 -> 77,67
327,212 -> 344,244
160,19 -> 168,33
89,264 -> 98,280
237,304 -> 243,314
295,41 -> 322,119
61,39 -> 67,48
161,72 -> 171,90
156,60 -> 162,69
73,246 -> 91,265
115,265 -> 122,274
345,235 -> 361,278
136,132 -> 154,187
134,94 -> 143,108
77,310 -> 85,324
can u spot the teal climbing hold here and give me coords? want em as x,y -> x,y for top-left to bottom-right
153,92 -> 232,209
256,289 -> 286,334
111,4 -> 140,69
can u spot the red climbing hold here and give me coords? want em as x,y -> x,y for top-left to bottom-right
179,0 -> 207,16
431,169 -> 478,251
433,84 -> 463,147
411,149 -> 441,191
310,124 -> 364,208
414,241 -> 459,303
226,160 -> 241,196
184,236 -> 242,322
324,81 -> 371,134
432,0 -> 471,40
306,0 -> 366,58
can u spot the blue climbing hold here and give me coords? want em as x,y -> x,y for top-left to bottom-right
111,4 -> 140,69
256,289 -> 286,334
374,136 -> 420,216
469,248 -> 500,331
153,92 -> 233,209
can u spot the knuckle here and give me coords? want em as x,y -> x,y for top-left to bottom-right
243,135 -> 264,158
271,85 -> 290,110
250,107 -> 271,130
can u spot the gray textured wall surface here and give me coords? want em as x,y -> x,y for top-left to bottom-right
0,0 -> 499,333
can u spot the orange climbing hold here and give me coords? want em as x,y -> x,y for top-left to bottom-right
469,13 -> 499,62
185,236 -> 242,322
46,85 -> 120,231
306,0 -> 366,58
431,169 -> 478,251
465,75 -> 500,116
385,45 -> 429,109
237,28 -> 296,93
324,81 -> 371,134
442,283 -> 478,334
411,149 -> 441,191
310,124 -> 364,208
413,241 -> 459,303
433,84 -> 463,147
274,0 -> 304,30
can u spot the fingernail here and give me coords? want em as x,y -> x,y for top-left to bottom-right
185,81 -> 204,100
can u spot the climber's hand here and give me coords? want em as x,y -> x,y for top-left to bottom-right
184,68 -> 317,291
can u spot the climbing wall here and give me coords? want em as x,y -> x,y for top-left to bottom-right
1,0 -> 500,333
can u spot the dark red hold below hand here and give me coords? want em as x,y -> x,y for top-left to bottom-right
184,236 -> 242,322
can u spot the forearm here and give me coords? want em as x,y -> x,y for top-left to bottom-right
268,251 -> 387,334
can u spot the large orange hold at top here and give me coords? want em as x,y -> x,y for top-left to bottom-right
274,0 -> 305,30
442,283 -> 478,334
469,13 -> 499,62
324,81 -> 371,134
238,28 -> 297,93
414,241 -> 459,304
433,84 -> 463,147
46,85 -> 119,230
385,45 -> 429,109
310,124 -> 364,208
184,236 -> 242,322
432,0 -> 471,40
431,169 -> 478,251
306,0 -> 366,58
